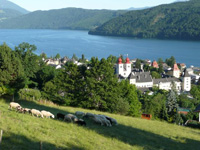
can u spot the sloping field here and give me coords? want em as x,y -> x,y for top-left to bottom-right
0,98 -> 200,150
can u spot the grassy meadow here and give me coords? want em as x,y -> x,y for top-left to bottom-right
0,98 -> 200,150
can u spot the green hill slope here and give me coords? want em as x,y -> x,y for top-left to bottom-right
0,8 -> 125,30
0,99 -> 200,150
89,0 -> 200,40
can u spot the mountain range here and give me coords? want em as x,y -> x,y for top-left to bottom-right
89,0 -> 200,40
0,0 -> 29,21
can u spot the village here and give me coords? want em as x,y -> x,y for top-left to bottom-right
43,55 -> 200,123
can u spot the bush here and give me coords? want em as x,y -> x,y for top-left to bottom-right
18,88 -> 41,101
114,97 -> 130,115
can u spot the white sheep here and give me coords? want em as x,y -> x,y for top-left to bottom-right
75,111 -> 85,118
31,109 -> 44,118
64,114 -> 77,122
41,110 -> 55,118
9,102 -> 21,110
23,108 -> 31,114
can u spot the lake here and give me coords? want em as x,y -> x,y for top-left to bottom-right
0,29 -> 199,67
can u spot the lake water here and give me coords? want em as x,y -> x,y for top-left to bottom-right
0,29 -> 200,67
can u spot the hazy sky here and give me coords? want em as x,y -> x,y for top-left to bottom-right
9,0 -> 186,11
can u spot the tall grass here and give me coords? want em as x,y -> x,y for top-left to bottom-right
0,98 -> 200,150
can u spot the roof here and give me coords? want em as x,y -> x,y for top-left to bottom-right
173,63 -> 180,71
183,69 -> 190,77
128,72 -> 152,83
153,77 -> 181,84
178,107 -> 190,112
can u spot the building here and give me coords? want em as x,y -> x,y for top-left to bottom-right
116,57 -> 131,78
128,72 -> 153,88
152,60 -> 159,68
181,69 -> 191,92
116,57 -> 191,92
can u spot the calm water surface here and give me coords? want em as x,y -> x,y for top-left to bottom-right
0,29 -> 199,66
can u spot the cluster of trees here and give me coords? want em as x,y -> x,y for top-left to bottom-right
89,0 -> 200,41
140,85 -> 200,124
0,43 -> 141,117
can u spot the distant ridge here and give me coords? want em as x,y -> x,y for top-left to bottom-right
0,8 -> 126,30
89,0 -> 200,41
0,0 -> 29,14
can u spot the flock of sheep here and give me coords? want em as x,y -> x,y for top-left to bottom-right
9,102 -> 118,127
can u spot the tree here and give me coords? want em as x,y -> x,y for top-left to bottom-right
0,43 -> 24,86
135,59 -> 141,69
119,80 -> 141,117
55,53 -> 60,59
165,56 -> 176,68
72,54 -> 78,61
166,89 -> 179,123
151,71 -> 161,79
14,42 -> 40,83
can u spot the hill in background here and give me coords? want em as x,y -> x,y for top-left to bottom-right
0,0 -> 29,14
89,0 -> 200,41
0,0 -> 29,21
0,8 -> 126,30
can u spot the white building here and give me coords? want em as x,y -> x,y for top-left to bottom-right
116,57 -> 131,78
182,69 -> 191,92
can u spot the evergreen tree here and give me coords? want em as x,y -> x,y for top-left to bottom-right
166,89 -> 179,123
0,43 -> 24,86
119,80 -> 141,117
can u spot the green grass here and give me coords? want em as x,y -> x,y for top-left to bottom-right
0,98 -> 200,150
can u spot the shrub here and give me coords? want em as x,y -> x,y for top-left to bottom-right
18,88 -> 41,101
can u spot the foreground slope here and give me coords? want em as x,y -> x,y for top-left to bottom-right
0,8 -> 125,30
89,0 -> 200,40
0,99 -> 200,150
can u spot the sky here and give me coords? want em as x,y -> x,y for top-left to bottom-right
8,0 -> 187,11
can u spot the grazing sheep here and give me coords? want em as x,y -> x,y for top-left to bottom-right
91,115 -> 103,126
100,115 -> 118,126
9,102 -> 21,110
84,112 -> 95,119
23,108 -> 31,114
41,110 -> 55,118
31,109 -> 44,118
16,107 -> 25,113
75,111 -> 85,118
98,115 -> 112,127
56,113 -> 65,120
74,118 -> 86,126
106,117 -> 118,125
64,114 -> 77,122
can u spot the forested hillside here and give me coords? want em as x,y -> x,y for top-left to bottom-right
89,0 -> 200,40
0,8 -> 125,30
0,8 -> 23,21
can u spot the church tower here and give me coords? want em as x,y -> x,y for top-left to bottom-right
116,56 -> 131,78
116,57 -> 123,76
182,69 -> 191,91
173,63 -> 180,78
